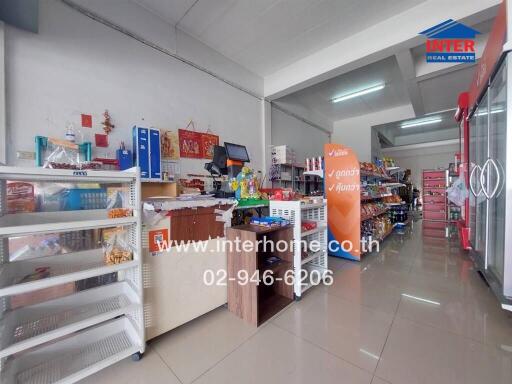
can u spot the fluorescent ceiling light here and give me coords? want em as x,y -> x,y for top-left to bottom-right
401,118 -> 442,129
331,84 -> 385,103
359,349 -> 380,360
475,108 -> 505,116
401,293 -> 440,305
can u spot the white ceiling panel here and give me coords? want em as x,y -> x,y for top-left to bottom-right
277,56 -> 409,121
418,65 -> 475,114
138,0 -> 427,76
133,0 -> 198,25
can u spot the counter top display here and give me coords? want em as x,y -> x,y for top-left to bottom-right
143,197 -> 236,212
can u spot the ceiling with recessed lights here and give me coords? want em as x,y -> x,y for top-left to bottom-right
276,56 -> 410,121
373,110 -> 459,147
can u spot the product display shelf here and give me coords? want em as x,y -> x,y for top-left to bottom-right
422,169 -> 448,224
378,225 -> 395,241
0,166 -> 145,384
0,211 -> 137,238
359,172 -> 407,256
271,163 -> 307,193
301,224 -> 327,237
1,317 -> 140,384
0,250 -> 138,296
360,207 -> 388,222
361,193 -> 392,202
270,200 -> 328,299
360,170 -> 393,181
0,282 -> 139,358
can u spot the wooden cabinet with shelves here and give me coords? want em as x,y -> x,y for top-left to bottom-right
226,225 -> 293,326
169,205 -> 230,242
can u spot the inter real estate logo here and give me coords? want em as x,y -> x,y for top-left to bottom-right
419,19 -> 480,63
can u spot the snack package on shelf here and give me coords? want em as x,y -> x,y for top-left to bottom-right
7,182 -> 36,213
43,142 -> 79,169
107,187 -> 133,218
103,229 -> 133,265
301,220 -> 318,232
250,216 -> 290,228
360,162 -> 390,178
382,194 -> 402,204
361,202 -> 387,220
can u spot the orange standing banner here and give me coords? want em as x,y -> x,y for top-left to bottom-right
324,143 -> 361,260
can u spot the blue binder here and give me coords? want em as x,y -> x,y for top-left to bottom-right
133,126 -> 150,179
149,128 -> 161,180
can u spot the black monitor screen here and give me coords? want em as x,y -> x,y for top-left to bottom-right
224,142 -> 250,163
212,145 -> 228,174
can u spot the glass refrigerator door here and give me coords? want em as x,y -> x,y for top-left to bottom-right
487,58 -> 507,292
469,116 -> 477,249
474,92 -> 489,267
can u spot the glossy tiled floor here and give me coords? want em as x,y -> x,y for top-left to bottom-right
82,220 -> 512,384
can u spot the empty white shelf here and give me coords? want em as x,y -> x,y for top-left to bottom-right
1,317 -> 141,384
0,210 -> 137,237
301,250 -> 325,265
0,166 -> 137,183
0,249 -> 138,296
301,225 -> 327,238
0,282 -> 139,358
300,202 -> 326,210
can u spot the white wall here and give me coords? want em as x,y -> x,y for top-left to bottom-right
382,141 -> 459,188
5,0 -> 264,175
332,104 -> 414,162
271,106 -> 329,164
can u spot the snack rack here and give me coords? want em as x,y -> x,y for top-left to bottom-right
422,169 -> 448,238
269,199 -> 328,300
0,166 -> 144,384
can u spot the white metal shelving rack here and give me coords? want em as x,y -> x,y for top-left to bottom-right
0,166 -> 145,384
269,200 -> 328,299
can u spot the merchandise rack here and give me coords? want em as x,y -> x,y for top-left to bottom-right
359,172 -> 394,248
270,200 -> 328,299
422,169 -> 448,238
0,166 -> 145,384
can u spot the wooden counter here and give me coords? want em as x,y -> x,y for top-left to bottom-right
142,199 -> 236,340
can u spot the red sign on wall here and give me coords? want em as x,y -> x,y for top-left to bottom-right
81,114 -> 92,128
200,133 -> 219,159
178,129 -> 202,159
95,133 -> 108,147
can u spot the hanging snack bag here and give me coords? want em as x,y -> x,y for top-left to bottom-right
43,139 -> 79,169
103,229 -> 133,265
107,187 -> 133,218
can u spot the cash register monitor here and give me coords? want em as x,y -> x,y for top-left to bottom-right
224,142 -> 250,163
211,145 -> 228,175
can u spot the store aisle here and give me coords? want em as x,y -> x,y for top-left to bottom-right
82,220 -> 512,384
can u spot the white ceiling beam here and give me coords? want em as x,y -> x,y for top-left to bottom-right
381,138 -> 459,153
264,0 -> 500,99
395,49 -> 424,117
